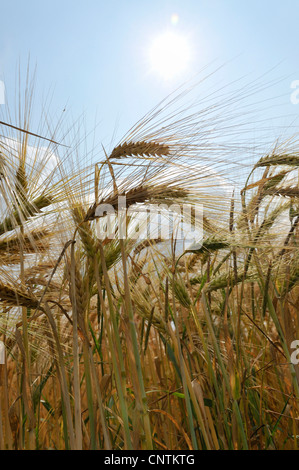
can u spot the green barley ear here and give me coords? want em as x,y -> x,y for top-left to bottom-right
263,186 -> 299,198
186,237 -> 230,255
205,270 -> 256,292
0,193 -> 54,236
255,153 -> 299,168
72,205 -> 96,258
131,286 -> 168,334
289,199 -> 299,222
173,277 -> 191,308
262,171 -> 288,192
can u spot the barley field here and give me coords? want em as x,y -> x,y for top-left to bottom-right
0,75 -> 298,451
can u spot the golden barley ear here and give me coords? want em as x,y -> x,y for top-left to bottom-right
109,141 -> 170,160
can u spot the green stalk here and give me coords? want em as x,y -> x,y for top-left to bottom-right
267,294 -> 299,398
170,274 -> 198,450
94,255 -> 132,449
98,244 -> 128,396
120,239 -> 153,450
44,302 -> 76,449
87,345 -> 112,449
70,242 -> 82,449
189,303 -> 232,448
253,253 -> 299,398
82,340 -> 96,449
201,292 -> 248,448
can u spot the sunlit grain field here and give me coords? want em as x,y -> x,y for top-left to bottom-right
0,75 -> 298,450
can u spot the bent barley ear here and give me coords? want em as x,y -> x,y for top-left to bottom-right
84,184 -> 189,221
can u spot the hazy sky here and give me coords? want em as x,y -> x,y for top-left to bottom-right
0,0 -> 299,154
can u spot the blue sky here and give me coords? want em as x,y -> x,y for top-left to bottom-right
0,0 -> 299,153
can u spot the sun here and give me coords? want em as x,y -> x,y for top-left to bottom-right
149,31 -> 191,80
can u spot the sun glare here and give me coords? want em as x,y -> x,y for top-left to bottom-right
149,31 -> 191,80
